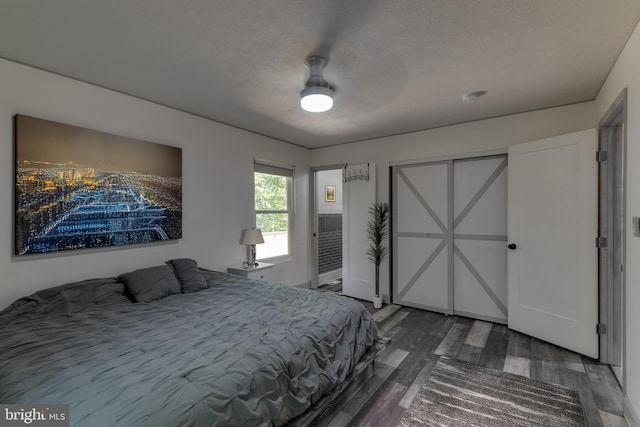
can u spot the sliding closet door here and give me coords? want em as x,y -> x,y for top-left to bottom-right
392,155 -> 508,323
452,156 -> 508,323
392,161 -> 452,313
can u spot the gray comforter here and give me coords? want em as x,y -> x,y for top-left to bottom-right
0,270 -> 377,426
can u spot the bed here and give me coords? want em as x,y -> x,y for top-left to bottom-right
0,260 -> 378,426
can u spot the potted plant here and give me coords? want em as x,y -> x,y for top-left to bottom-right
366,202 -> 390,309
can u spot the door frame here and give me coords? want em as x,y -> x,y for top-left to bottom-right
598,89 -> 627,377
309,164 -> 346,289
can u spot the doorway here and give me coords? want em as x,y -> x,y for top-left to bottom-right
310,163 -> 377,301
598,89 -> 627,385
316,168 -> 344,288
311,165 -> 345,289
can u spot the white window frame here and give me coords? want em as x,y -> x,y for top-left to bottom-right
254,160 -> 294,261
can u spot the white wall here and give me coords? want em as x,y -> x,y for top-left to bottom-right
0,59 -> 310,310
316,169 -> 343,214
311,102 -> 596,302
594,21 -> 640,427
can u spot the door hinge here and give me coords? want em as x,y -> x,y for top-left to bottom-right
596,236 -> 607,248
597,323 -> 607,335
597,150 -> 608,162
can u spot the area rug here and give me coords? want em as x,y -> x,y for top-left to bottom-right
399,357 -> 585,426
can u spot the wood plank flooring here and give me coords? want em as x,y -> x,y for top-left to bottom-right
318,300 -> 626,427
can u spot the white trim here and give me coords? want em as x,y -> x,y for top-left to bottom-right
254,166 -> 294,260
309,164 -> 347,289
319,269 -> 342,286
625,395 -> 640,427
311,164 -> 348,172
258,254 -> 293,264
389,148 -> 507,167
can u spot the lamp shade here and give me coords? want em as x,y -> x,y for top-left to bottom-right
240,228 -> 264,245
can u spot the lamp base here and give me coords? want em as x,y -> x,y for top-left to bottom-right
248,244 -> 258,267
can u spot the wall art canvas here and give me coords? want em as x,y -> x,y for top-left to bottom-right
14,115 -> 182,256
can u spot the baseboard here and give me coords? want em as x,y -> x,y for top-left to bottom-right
625,395 -> 640,427
295,280 -> 311,289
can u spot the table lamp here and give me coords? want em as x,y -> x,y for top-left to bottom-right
240,228 -> 264,267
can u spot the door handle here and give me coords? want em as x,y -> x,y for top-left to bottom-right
508,243 -> 517,250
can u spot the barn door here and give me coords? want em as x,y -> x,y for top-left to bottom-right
392,161 -> 452,313
453,156 -> 508,323
392,155 -> 508,323
507,129 -> 598,358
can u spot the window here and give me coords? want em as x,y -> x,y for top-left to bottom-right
254,161 -> 293,260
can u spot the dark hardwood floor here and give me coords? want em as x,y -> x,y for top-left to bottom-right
316,289 -> 626,427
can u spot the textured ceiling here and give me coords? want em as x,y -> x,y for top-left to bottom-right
1,1 -> 639,148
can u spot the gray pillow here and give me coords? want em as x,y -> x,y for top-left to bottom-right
118,265 -> 182,303
166,258 -> 208,292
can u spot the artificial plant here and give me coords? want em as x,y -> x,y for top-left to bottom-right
365,202 -> 390,298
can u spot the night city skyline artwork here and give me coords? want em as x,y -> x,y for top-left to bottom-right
14,115 -> 182,255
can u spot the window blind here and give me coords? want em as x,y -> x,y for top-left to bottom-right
254,159 -> 294,177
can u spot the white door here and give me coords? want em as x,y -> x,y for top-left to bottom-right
393,161 -> 451,313
342,163 -> 376,301
453,156 -> 508,323
508,129 -> 598,358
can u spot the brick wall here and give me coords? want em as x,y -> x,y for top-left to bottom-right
318,213 -> 342,274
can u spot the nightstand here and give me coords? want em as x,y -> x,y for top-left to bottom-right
227,262 -> 274,281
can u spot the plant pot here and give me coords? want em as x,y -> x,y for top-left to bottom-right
373,295 -> 383,309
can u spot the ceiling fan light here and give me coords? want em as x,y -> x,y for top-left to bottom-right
300,56 -> 334,112
300,86 -> 334,112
